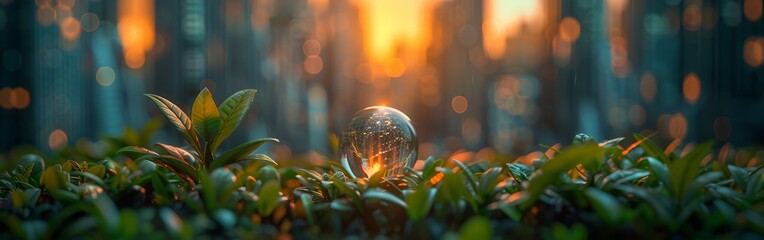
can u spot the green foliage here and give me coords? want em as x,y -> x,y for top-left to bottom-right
3,90 -> 764,238
118,88 -> 277,185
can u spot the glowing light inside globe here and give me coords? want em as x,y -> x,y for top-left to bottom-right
340,106 -> 417,178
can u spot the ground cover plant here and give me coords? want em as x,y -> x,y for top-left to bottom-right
1,89 -> 764,239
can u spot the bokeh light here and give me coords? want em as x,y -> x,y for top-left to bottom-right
714,116 -> 731,141
59,16 -> 81,41
451,96 -> 468,114
668,113 -> 688,139
304,56 -> 324,75
96,67 -> 116,86
744,37 -> 764,68
80,13 -> 100,32
683,73 -> 701,104
559,17 -> 581,42
11,88 -> 30,109
640,72 -> 657,103
48,129 -> 68,150
0,87 -> 12,109
744,0 -> 763,22
683,4 -> 702,31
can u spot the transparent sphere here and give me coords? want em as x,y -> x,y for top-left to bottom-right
340,106 -> 417,178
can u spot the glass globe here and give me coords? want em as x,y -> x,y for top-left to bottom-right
340,106 -> 417,178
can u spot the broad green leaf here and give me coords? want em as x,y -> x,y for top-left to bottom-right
330,199 -> 354,211
614,185 -> 673,219
240,154 -> 278,167
115,146 -> 158,159
364,189 -> 407,209
159,207 -> 183,238
368,168 -> 386,188
683,171 -> 723,204
633,133 -> 669,163
212,89 -> 257,152
599,169 -> 650,188
459,216 -> 492,240
86,165 -> 106,179
584,188 -> 622,224
728,165 -> 749,190
70,171 -> 105,186
405,188 -> 436,221
138,155 -> 199,185
421,157 -> 443,183
508,162 -> 533,182
257,165 -> 281,183
747,170 -> 764,201
299,194 -> 316,225
438,173 -> 467,206
642,157 -> 670,189
145,94 -> 202,153
453,160 -> 479,194
258,180 -> 281,216
191,88 -> 221,142
572,133 -> 596,145
669,141 -> 713,201
50,189 -> 79,203
524,144 -> 604,208
210,138 -> 279,169
155,143 -> 197,166
478,167 -> 502,197
331,176 -> 362,205
40,165 -> 68,191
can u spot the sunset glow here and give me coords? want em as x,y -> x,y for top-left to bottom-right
118,0 -> 155,69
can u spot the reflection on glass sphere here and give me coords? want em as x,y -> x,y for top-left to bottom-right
340,106 -> 417,178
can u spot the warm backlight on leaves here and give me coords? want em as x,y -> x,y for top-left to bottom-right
118,0 -> 154,69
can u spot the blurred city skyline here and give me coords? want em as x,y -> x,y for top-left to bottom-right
0,0 -> 763,160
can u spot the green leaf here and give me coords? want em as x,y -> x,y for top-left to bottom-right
633,133 -> 669,163
669,141 -> 713,201
241,154 -> 278,167
747,170 -> 764,201
421,157 -> 443,184
159,207 -> 183,238
40,165 -> 68,191
728,165 -> 749,190
508,163 -> 533,182
138,155 -> 199,185
86,165 -> 106,179
212,89 -> 257,152
258,181 -> 281,216
155,143 -> 197,166
683,171 -> 723,203
364,189 -> 407,209
145,94 -> 202,153
642,157 -> 670,189
115,146 -> 158,159
478,167 -> 502,197
438,173 -> 467,207
453,160 -> 479,194
210,138 -> 278,169
299,194 -> 316,225
599,169 -> 650,188
331,176 -> 362,205
524,144 -> 604,208
459,216 -> 492,240
405,188 -> 436,221
192,88 -> 221,142
584,188 -> 622,224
